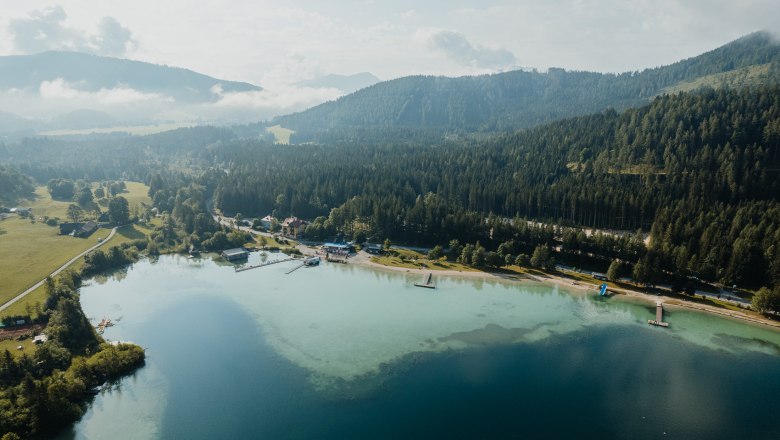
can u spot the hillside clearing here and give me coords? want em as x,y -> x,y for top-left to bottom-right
266,125 -> 294,145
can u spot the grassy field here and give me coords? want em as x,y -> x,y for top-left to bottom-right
660,63 -> 772,95
0,182 -> 152,316
371,248 -> 479,272
0,337 -> 37,356
37,122 -> 193,137
14,181 -> 150,220
24,186 -> 73,219
372,248 -> 594,283
0,217 -> 110,306
115,181 -> 153,212
249,234 -> 291,249
0,223 -> 156,321
266,124 -> 294,145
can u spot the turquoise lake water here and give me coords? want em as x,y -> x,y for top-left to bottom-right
59,253 -> 780,439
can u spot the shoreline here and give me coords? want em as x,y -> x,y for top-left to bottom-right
339,250 -> 780,331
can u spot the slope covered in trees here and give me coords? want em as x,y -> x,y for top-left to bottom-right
0,126 -> 238,183
1,82 -> 777,293
217,85 -> 780,291
274,32 -> 780,138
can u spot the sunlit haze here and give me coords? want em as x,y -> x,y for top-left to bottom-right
1,1 -> 779,123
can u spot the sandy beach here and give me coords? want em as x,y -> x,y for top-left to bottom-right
232,222 -> 779,331
329,248 -> 780,330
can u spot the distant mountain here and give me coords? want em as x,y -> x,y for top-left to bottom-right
0,51 -> 261,104
0,111 -> 41,133
297,72 -> 381,94
274,31 -> 780,137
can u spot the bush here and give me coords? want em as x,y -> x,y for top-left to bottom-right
752,286 -> 780,314
428,245 -> 444,260
514,254 -> 530,266
530,245 -> 555,270
282,247 -> 302,255
86,343 -> 146,382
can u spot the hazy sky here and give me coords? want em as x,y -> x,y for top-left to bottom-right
1,0 -> 779,122
1,0 -> 779,88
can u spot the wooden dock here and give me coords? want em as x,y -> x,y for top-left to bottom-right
648,301 -> 670,327
414,272 -> 436,289
286,263 -> 305,274
96,317 -> 114,334
235,257 -> 296,272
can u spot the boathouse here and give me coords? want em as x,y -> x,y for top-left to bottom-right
222,248 -> 249,261
323,242 -> 352,254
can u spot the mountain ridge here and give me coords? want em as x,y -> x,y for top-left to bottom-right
273,31 -> 780,138
0,51 -> 262,104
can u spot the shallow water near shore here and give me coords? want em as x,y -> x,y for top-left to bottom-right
60,253 -> 780,439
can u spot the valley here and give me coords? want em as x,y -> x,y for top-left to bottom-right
1,10 -> 780,439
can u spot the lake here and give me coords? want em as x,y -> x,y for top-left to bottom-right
59,253 -> 780,439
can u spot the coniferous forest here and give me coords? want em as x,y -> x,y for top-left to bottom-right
275,32 -> 780,137
3,85 -> 779,295
215,86 -> 780,291
4,15 -> 780,439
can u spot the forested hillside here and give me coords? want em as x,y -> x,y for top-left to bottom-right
274,32 -> 780,138
2,84 -> 778,291
0,126 -> 237,183
217,86 -> 780,290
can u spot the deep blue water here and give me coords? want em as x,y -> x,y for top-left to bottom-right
57,255 -> 780,440
63,294 -> 780,439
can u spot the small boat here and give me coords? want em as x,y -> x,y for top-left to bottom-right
304,256 -> 320,266
414,272 -> 436,289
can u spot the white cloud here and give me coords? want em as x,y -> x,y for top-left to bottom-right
8,5 -> 135,56
423,29 -> 517,71
1,1 -> 779,109
211,84 -> 342,111
91,17 -> 135,57
38,78 -> 168,105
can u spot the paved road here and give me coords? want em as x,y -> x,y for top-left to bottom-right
0,227 -> 117,313
210,207 -> 279,240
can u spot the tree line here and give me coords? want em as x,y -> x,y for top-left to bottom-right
215,86 -> 780,299
275,32 -> 780,137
